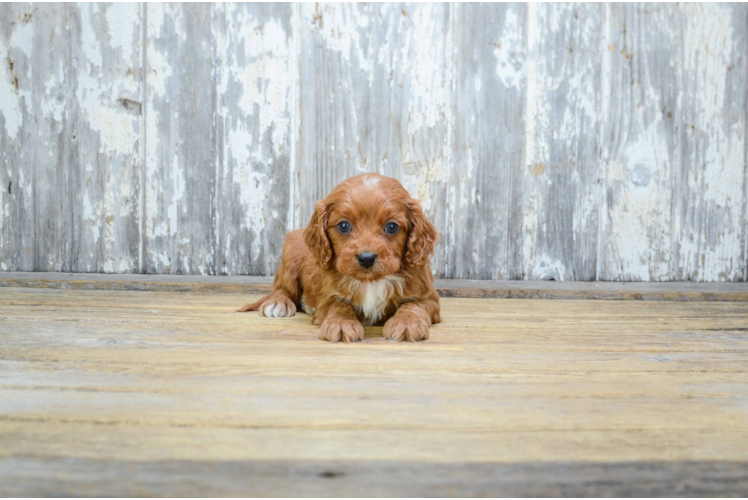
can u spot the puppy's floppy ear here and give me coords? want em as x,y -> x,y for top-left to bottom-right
304,200 -> 334,268
404,198 -> 438,268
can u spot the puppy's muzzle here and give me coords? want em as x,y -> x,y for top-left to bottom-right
357,252 -> 377,269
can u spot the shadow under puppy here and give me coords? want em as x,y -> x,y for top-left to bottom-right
238,173 -> 441,343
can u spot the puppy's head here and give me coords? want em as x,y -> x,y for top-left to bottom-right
304,173 -> 437,280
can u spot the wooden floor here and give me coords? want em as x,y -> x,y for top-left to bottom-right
2,284 -> 748,496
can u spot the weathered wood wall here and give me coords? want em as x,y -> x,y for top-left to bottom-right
1,3 -> 746,281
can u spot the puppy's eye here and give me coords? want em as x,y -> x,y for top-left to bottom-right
337,221 -> 351,234
384,222 -> 399,235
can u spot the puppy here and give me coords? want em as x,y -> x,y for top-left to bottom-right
238,173 -> 440,343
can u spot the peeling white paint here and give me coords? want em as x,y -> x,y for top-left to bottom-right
0,44 -> 23,138
233,16 -> 290,156
144,2 -> 175,260
88,105 -> 138,155
79,4 -> 104,71
82,186 -> 99,244
2,3 -> 746,280
397,4 -> 451,215
404,5 -> 450,134
604,129 -> 674,281
312,4 -> 368,67
678,3 -> 746,281
0,21 -> 34,139
493,8 -> 524,89
521,2 -> 541,275
10,16 -> 34,58
41,75 -> 65,122
105,3 -> 138,52
145,28 -> 172,98
532,255 -> 567,281
215,4 -> 295,270
168,152 -> 184,237
77,4 -> 140,156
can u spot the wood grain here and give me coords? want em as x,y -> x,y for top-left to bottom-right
2,458 -> 748,497
598,3 -> 680,281
522,3 -> 604,281
0,4 -> 70,272
297,2 -> 372,223
2,272 -> 748,300
450,3 -> 526,280
297,3 -> 453,277
143,3 -> 217,275
69,3 -> 143,274
1,287 -> 747,495
213,3 -> 294,277
369,3 -> 453,278
675,3 -> 748,281
1,3 -> 747,281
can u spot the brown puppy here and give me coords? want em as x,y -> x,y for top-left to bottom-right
238,173 -> 440,343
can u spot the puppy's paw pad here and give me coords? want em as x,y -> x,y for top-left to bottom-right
320,318 -> 364,343
383,315 -> 430,342
260,299 -> 296,318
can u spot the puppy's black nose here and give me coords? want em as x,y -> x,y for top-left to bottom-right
357,252 -> 377,269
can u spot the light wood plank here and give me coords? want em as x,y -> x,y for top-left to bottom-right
599,3 -> 680,281
213,3 -> 294,276
69,3 -> 143,273
450,3 -> 526,280
522,3 -> 604,281
297,2 -> 453,276
297,2 -> 369,223
2,457 -> 747,497
675,3 -> 748,281
0,4 -> 70,272
364,3 -> 453,278
143,4 -> 216,274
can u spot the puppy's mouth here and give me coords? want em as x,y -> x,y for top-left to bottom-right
353,268 -> 378,280
349,265 -> 387,281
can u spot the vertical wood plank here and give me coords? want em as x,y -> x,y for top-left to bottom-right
0,4 -> 30,271
520,3 -> 604,281
68,3 -> 142,273
213,3 -> 293,276
296,3 -> 453,275
450,3 -> 526,279
598,3 -> 680,281
675,3 -> 747,281
367,3 -> 453,277
143,4 -> 216,274
297,3 -> 371,225
0,4 -> 70,272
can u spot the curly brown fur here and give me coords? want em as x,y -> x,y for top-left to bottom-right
238,173 -> 441,343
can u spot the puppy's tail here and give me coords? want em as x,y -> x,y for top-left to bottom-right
237,295 -> 270,312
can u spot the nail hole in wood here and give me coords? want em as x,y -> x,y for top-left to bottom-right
319,471 -> 344,479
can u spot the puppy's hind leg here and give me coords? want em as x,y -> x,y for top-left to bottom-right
237,291 -> 297,318
258,291 -> 297,318
237,229 -> 304,318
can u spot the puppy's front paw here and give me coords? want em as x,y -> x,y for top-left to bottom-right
260,295 -> 297,318
383,313 -> 430,342
320,318 -> 364,343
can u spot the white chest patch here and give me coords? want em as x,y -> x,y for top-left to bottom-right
348,275 -> 404,326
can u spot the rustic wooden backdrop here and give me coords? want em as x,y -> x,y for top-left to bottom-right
1,3 -> 746,281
